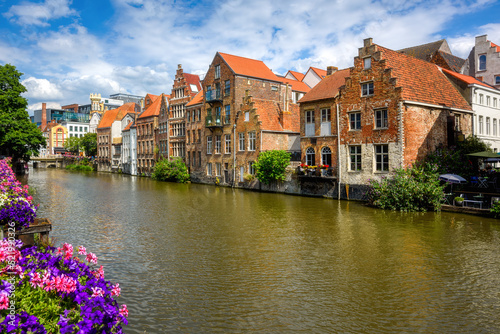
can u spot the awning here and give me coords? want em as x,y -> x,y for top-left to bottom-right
466,151 -> 500,158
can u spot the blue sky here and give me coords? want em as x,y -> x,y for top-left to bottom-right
1,0 -> 499,114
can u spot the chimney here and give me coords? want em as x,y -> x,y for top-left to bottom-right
364,38 -> 373,47
327,66 -> 338,76
41,103 -> 47,129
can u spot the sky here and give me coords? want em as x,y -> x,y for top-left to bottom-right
1,0 -> 500,115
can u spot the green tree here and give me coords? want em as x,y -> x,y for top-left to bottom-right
253,150 -> 291,185
0,64 -> 45,162
80,132 -> 97,157
152,158 -> 190,183
64,136 -> 80,154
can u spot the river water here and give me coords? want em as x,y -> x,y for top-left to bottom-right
25,168 -> 500,333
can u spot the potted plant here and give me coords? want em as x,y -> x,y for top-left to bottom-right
454,196 -> 464,206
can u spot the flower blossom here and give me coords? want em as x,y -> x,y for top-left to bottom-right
119,304 -> 128,318
111,283 -> 121,297
86,252 -> 98,264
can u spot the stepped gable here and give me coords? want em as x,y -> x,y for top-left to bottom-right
218,52 -> 281,82
377,45 -> 472,111
139,94 -> 164,119
299,68 -> 350,103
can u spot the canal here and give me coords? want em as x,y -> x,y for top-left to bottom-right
26,168 -> 500,333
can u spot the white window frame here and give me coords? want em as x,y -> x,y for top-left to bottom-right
305,110 -> 315,137
207,136 -> 212,154
349,146 -> 361,171
375,144 -> 389,172
239,133 -> 245,151
361,82 -> 374,96
375,109 -> 388,129
349,112 -> 361,130
225,134 -> 231,154
248,132 -> 256,151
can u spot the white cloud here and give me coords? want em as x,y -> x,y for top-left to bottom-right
22,77 -> 63,100
4,0 -> 77,26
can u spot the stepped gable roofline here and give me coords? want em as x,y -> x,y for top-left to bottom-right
441,68 -> 497,90
184,73 -> 202,91
186,90 -> 203,107
138,93 -> 165,119
398,39 -> 451,60
286,70 -> 305,81
299,68 -> 350,103
218,52 -> 282,83
375,44 -> 472,111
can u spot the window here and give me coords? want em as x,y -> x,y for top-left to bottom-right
187,111 -> 190,122
215,106 -> 221,124
487,117 -> 491,135
479,116 -> 484,134
245,111 -> 249,122
192,152 -> 196,166
496,76 -> 500,85
487,96 -> 491,106
206,86 -> 212,100
494,98 -> 498,108
198,130 -> 201,143
69,126 -> 73,131
363,57 -> 371,69
80,126 -> 83,132
455,114 -> 461,131
225,134 -> 231,154
239,133 -> 245,151
207,163 -> 212,176
214,64 -> 220,79
479,54 -> 487,71
305,110 -> 315,136
321,147 -> 332,166
224,80 -> 230,96
198,152 -> 201,167
216,163 -> 221,176
248,161 -> 255,175
350,146 -> 361,171
187,130 -> 190,144
197,109 -> 201,121
349,112 -> 361,130
306,147 -> 315,166
375,145 -> 389,172
480,94 -> 484,105
361,82 -> 374,96
248,132 -> 256,151
215,135 -> 221,154
320,108 -> 331,136
225,105 -> 231,124
494,119 -> 497,136
375,109 -> 388,129
207,136 -> 212,154
215,83 -> 221,99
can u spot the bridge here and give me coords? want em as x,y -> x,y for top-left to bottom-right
31,156 -> 67,169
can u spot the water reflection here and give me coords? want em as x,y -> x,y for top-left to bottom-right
26,169 -> 500,333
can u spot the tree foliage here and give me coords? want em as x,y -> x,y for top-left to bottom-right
253,150 -> 291,185
0,64 -> 45,162
64,136 -> 80,154
425,135 -> 490,179
368,163 -> 445,212
80,132 -> 97,157
152,158 -> 190,183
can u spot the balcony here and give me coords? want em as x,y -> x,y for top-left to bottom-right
206,90 -> 222,105
205,115 -> 223,130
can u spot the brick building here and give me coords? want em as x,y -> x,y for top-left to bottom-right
398,39 -> 465,72
96,102 -> 141,172
185,90 -> 203,176
336,38 -> 473,190
199,52 -> 306,185
159,65 -> 201,161
299,67 -> 351,173
137,94 -> 167,175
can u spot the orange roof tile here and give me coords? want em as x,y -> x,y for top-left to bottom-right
186,90 -> 203,107
97,103 -> 138,129
184,73 -> 201,91
310,67 -> 327,78
377,45 -> 472,111
253,99 -> 285,132
123,121 -> 133,131
219,52 -> 281,82
280,77 -> 311,93
441,68 -> 495,89
299,69 -> 350,103
139,94 -> 164,119
492,42 -> 500,53
146,94 -> 159,102
287,70 -> 305,81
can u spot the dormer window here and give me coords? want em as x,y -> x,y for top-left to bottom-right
479,54 -> 487,71
363,57 -> 371,69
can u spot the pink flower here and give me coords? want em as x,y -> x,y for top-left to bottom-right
30,272 -> 43,289
78,246 -> 87,255
86,252 -> 98,264
62,243 -> 73,260
91,287 -> 104,298
98,265 -> 104,279
0,292 -> 9,310
111,283 -> 121,297
119,304 -> 128,318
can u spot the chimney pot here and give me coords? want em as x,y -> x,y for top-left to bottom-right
327,66 -> 338,76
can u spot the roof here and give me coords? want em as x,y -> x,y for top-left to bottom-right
146,94 -> 159,102
398,39 -> 450,61
492,42 -> 500,53
441,68 -> 496,89
97,102 -> 138,129
123,121 -> 133,131
280,77 -> 311,93
378,45 -> 472,110
184,73 -> 201,92
253,99 -> 287,132
138,94 -> 164,119
218,52 -> 281,82
434,51 -> 465,73
286,70 -> 305,81
299,69 -> 350,103
186,90 -> 203,107
310,67 -> 327,78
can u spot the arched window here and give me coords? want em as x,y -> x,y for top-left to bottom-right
479,54 -> 487,71
306,147 -> 315,166
321,147 -> 332,166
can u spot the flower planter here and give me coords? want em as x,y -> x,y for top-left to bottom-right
1,218 -> 52,247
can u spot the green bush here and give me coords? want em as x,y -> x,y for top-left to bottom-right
253,150 -> 291,185
490,200 -> 500,218
368,163 -> 445,212
152,158 -> 190,183
65,164 -> 93,171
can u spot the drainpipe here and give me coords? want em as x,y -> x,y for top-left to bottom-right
336,103 -> 341,200
233,123 -> 236,186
